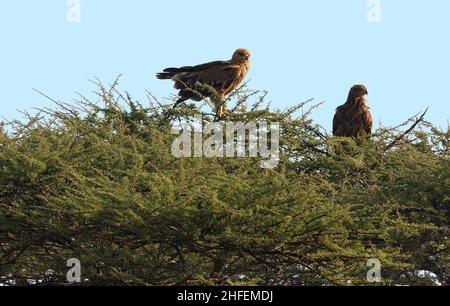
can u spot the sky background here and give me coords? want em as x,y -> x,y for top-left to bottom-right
0,0 -> 449,131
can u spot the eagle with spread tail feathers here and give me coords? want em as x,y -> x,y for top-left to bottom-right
333,84 -> 373,138
156,49 -> 251,118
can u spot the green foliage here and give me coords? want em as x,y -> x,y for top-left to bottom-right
0,79 -> 448,286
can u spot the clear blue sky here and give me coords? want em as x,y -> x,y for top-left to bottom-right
1,0 -> 449,130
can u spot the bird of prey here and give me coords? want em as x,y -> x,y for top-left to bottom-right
156,49 -> 251,118
333,84 -> 373,138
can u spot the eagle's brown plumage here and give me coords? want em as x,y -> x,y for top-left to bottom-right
156,49 -> 251,118
333,84 -> 373,138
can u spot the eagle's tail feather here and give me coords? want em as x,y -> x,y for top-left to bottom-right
156,67 -> 189,80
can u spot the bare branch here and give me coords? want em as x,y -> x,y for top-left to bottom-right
385,108 -> 429,151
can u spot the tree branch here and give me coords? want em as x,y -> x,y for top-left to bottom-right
385,108 -> 429,151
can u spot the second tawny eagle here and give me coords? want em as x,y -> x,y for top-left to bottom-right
333,84 -> 373,138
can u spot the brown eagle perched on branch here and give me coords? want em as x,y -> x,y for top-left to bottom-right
333,84 -> 373,138
156,49 -> 251,118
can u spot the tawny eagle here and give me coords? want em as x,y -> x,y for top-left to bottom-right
333,84 -> 373,138
156,49 -> 251,118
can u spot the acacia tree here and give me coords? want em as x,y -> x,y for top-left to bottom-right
0,79 -> 448,286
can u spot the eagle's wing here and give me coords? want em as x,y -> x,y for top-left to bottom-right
363,108 -> 373,135
193,64 -> 242,92
157,61 -> 243,92
333,106 -> 345,136
156,61 -> 226,80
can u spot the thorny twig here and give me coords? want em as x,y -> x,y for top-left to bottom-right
385,108 -> 429,151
